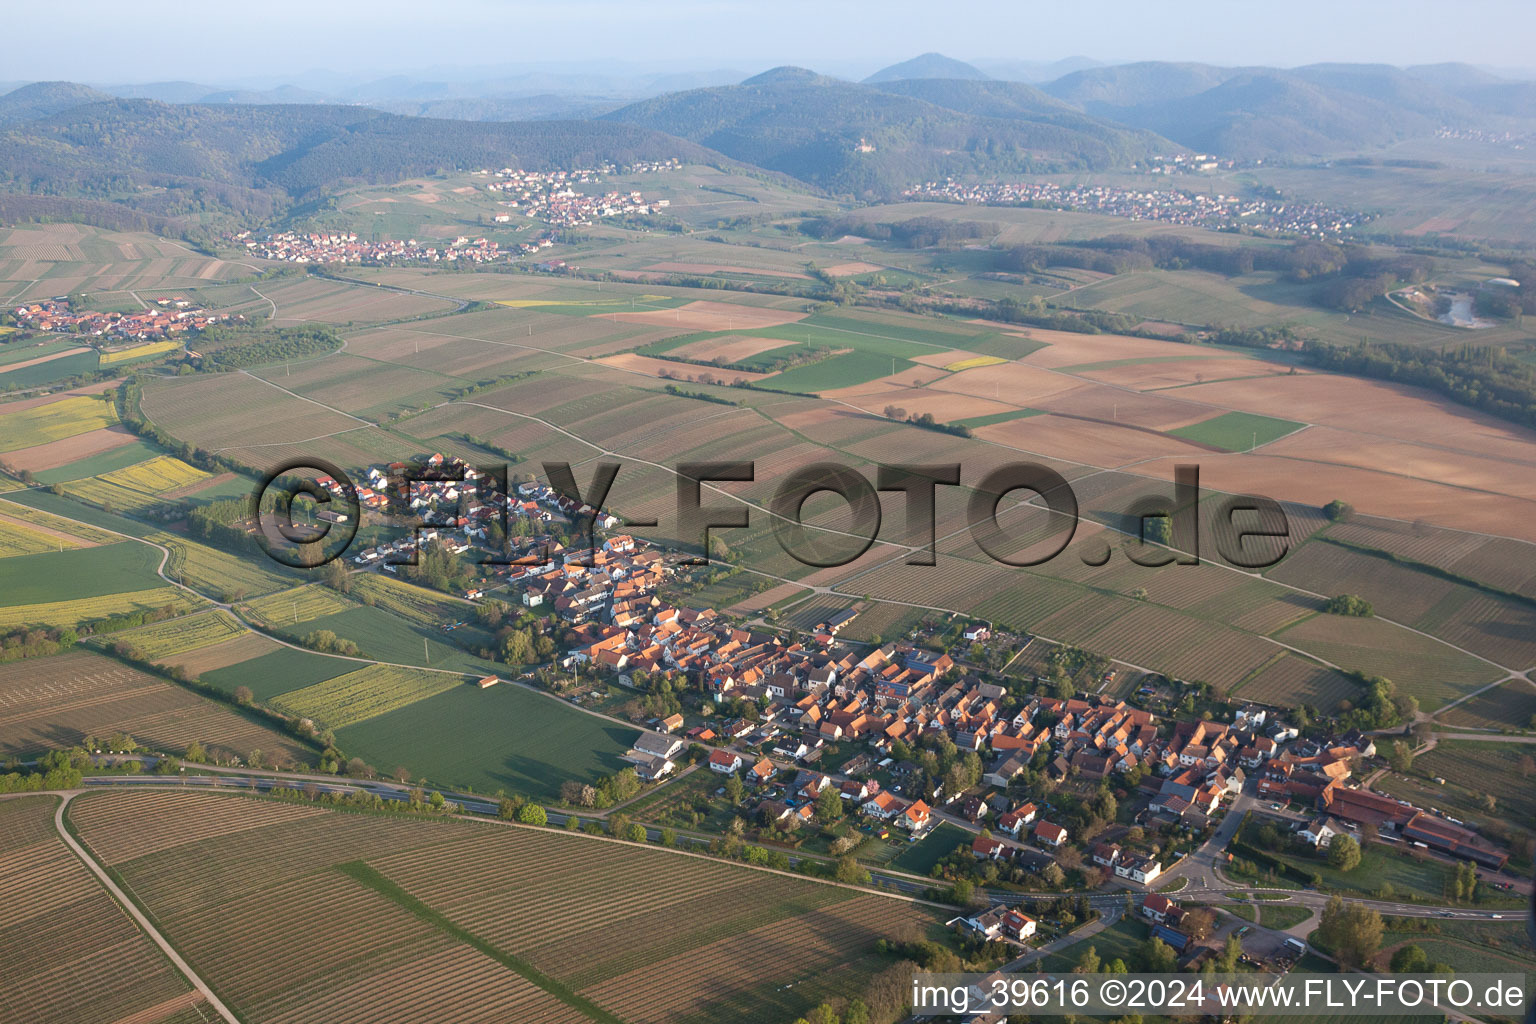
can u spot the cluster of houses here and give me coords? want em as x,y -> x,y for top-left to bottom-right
12,297 -> 232,340
343,453 -> 672,614
901,178 -> 1369,239
1252,722 -> 1373,804
482,162 -> 674,227
242,231 -> 508,265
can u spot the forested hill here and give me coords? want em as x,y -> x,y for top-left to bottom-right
0,98 -> 725,221
869,79 -> 1173,155
1039,60 -> 1536,159
603,70 -> 1171,196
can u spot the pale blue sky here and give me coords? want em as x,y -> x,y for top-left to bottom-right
16,0 -> 1536,85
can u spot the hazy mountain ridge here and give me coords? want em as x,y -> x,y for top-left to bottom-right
863,53 -> 990,83
603,70 -> 1170,195
0,82 -> 116,126
0,98 -> 726,221
1041,59 -> 1536,158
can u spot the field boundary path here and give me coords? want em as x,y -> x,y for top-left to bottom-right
48,791 -> 242,1024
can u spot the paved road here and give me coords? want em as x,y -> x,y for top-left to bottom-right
50,792 -> 240,1024
72,768 -> 1524,924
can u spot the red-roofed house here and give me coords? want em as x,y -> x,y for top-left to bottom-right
1034,820 -> 1068,848
708,749 -> 743,774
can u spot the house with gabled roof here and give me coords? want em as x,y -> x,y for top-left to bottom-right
708,749 -> 743,774
1033,820 -> 1068,848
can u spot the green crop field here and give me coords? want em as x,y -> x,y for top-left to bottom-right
888,823 -> 969,875
274,604 -> 495,671
29,439 -> 162,485
760,351 -> 915,392
0,351 -> 101,392
0,488 -> 157,538
0,339 -> 79,366
0,541 -> 168,606
201,646 -> 355,702
271,663 -> 465,729
335,683 -> 637,798
1170,411 -> 1307,451
953,408 -> 1045,429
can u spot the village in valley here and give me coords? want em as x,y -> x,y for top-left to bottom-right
903,177 -> 1371,238
316,446 -> 1523,974
12,296 -> 234,341
4,19 -> 1536,1019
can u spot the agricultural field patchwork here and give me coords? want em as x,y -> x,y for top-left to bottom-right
0,515 -> 84,557
0,650 -> 310,763
1169,411 -> 1308,451
0,394 -> 118,452
99,608 -> 247,661
66,790 -> 940,1024
0,796 -> 203,1024
270,663 -> 466,729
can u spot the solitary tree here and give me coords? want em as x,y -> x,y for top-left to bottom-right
1316,895 -> 1382,968
1328,834 -> 1362,872
517,803 -> 548,825
1391,944 -> 1429,973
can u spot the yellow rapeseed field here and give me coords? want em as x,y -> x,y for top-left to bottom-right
100,340 -> 181,365
0,395 -> 118,452
942,355 -> 1007,372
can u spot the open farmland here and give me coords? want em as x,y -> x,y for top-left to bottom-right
252,274 -> 461,324
0,650 -> 310,764
334,683 -> 635,799
1231,652 -> 1361,709
151,530 -> 303,602
1436,678 -> 1536,731
1,426 -> 147,479
0,515 -> 83,557
152,630 -> 284,679
0,796 -> 202,1024
239,584 -> 355,629
270,663 -> 465,729
102,608 -> 246,660
201,646 -> 355,703
0,542 -> 172,607
61,454 -> 210,514
1268,537 -> 1536,670
99,339 -> 181,365
0,224 -> 245,299
1273,612 -> 1502,709
1169,411 -> 1307,451
66,790 -> 939,1024
0,394 -> 118,452
138,372 -> 373,462
349,573 -> 478,629
0,587 -> 198,631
